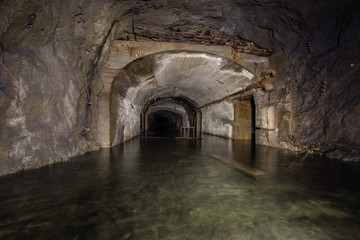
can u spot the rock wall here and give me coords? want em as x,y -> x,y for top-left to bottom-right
0,0 -> 125,175
263,1 -> 360,159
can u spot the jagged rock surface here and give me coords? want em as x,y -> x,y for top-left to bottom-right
0,0 -> 125,175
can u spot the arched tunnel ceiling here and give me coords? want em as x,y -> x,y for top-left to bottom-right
114,50 -> 256,108
147,103 -> 189,126
145,98 -> 193,130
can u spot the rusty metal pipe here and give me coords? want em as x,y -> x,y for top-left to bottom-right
195,70 -> 275,112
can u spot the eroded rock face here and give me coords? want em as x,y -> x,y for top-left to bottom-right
0,0 -> 125,175
1,0 -> 359,175
281,1 -> 360,156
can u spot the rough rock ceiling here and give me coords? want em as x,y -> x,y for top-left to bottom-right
117,22 -> 269,56
115,0 -> 305,54
115,0 -> 273,56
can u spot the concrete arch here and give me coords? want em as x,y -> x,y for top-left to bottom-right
114,50 -> 256,107
109,49 -> 257,146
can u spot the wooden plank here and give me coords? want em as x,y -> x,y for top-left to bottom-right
208,154 -> 266,178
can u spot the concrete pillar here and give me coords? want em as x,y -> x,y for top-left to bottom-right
256,105 -> 275,130
234,99 -> 253,140
196,111 -> 202,139
255,105 -> 277,147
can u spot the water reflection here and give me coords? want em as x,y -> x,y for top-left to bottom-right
0,135 -> 359,239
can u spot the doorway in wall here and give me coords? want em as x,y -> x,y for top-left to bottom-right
234,96 -> 255,141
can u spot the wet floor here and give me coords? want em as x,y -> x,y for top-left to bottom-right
0,135 -> 360,240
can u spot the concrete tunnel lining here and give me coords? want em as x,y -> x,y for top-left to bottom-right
119,50 -> 257,107
142,97 -> 194,137
109,50 -> 258,145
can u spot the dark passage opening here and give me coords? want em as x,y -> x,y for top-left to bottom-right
147,111 -> 183,137
141,97 -> 198,138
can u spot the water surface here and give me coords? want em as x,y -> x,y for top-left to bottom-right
1,135 -> 359,239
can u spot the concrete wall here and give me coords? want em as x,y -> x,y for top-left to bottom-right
202,102 -> 234,139
234,99 -> 254,140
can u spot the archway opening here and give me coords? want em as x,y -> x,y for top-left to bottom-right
141,97 -> 198,138
147,111 -> 183,137
109,50 -> 259,146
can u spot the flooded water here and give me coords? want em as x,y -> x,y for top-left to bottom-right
1,135 -> 360,240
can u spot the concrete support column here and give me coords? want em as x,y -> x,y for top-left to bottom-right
255,105 -> 277,147
234,99 -> 253,140
196,111 -> 202,139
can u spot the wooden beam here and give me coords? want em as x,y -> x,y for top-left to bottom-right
208,154 -> 266,178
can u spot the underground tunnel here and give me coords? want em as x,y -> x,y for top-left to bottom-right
0,0 -> 360,239
142,97 -> 196,138
109,50 -> 260,145
147,110 -> 181,137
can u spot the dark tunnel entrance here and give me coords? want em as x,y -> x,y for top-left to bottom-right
147,111 -> 183,137
141,97 -> 199,138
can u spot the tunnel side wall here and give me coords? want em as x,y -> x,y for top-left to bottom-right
110,94 -> 142,146
0,0 -> 122,176
202,102 -> 235,139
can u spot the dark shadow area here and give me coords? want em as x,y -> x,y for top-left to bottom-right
141,97 -> 198,138
147,110 -> 182,137
250,96 -> 256,143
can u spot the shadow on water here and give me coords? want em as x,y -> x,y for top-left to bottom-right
0,135 -> 360,240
